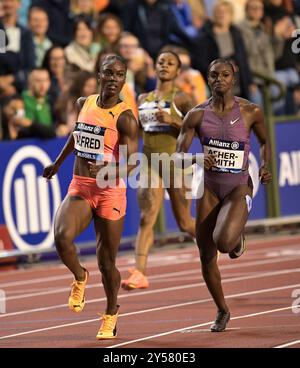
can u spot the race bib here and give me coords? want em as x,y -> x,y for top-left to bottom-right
73,122 -> 106,160
203,137 -> 245,173
139,100 -> 171,132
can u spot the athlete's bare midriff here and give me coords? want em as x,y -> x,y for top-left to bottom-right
73,156 -> 97,179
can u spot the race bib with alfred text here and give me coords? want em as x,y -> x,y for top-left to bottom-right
203,137 -> 245,173
73,122 -> 106,160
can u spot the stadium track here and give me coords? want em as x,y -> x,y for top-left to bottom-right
0,234 -> 300,348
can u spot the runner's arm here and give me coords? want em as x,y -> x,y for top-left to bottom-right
43,97 -> 85,179
171,92 -> 195,130
117,109 -> 139,177
175,109 -> 203,168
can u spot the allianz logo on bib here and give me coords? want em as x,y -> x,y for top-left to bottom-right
2,146 -> 61,251
207,138 -> 242,151
231,141 -> 240,150
208,139 -> 231,148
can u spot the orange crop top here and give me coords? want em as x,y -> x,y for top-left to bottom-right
73,94 -> 130,162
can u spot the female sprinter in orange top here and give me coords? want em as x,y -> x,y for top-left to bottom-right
43,54 -> 139,340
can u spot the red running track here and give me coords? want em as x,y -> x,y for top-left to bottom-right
0,233 -> 300,348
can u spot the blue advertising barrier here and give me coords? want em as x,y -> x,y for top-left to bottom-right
0,137 -> 142,254
0,118 -> 300,253
276,120 -> 300,216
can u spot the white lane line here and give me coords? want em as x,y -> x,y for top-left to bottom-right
3,255 -> 300,301
109,305 -> 295,348
0,256 -> 193,283
1,263 -> 299,318
0,247 -> 196,280
0,270 -> 99,288
0,283 -> 298,341
274,339 -> 300,348
180,327 -> 243,332
0,257 -> 195,289
1,240 -> 300,287
1,232 -> 298,277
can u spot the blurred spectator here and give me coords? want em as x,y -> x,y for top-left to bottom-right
272,15 -> 299,114
71,0 -> 93,15
42,46 -> 68,106
28,6 -> 52,67
168,0 -> 198,46
20,67 -> 56,138
293,84 -> 300,114
122,0 -> 173,59
55,70 -> 97,135
0,1 -> 4,16
264,0 -> 300,25
1,69 -> 56,139
31,0 -> 74,47
95,12 -> 123,52
0,0 -> 36,94
264,0 -> 299,113
203,0 -> 215,18
1,95 -> 25,139
224,0 -> 247,23
238,0 -> 275,106
18,0 -> 31,26
203,0 -> 248,23
239,0 -> 275,77
116,31 -> 156,96
0,59 -> 18,99
263,0 -> 299,31
71,0 -> 96,24
283,0 -> 297,13
94,0 -> 110,13
294,0 -> 300,15
175,47 -> 208,104
103,0 -> 129,18
65,16 -> 100,72
187,0 -> 207,29
264,0 -> 288,27
194,0 -> 254,99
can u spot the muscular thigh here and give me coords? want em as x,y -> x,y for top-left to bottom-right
138,183 -> 164,215
214,184 -> 252,243
167,186 -> 191,221
195,186 -> 220,261
54,195 -> 93,238
94,216 -> 125,261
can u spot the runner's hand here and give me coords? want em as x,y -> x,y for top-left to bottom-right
155,106 -> 172,124
204,154 -> 216,170
43,163 -> 60,180
259,166 -> 272,184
